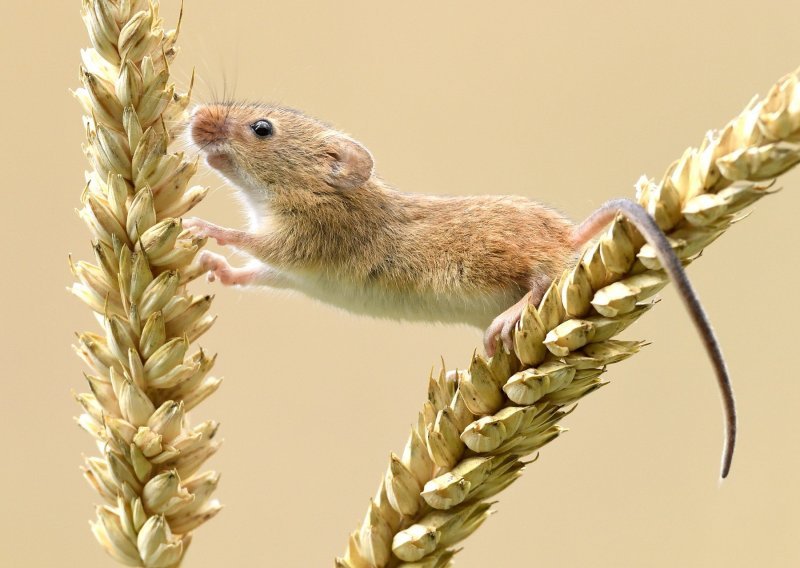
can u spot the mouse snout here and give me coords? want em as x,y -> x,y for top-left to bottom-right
190,104 -> 230,148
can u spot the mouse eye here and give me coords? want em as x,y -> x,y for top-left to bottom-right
250,119 -> 274,138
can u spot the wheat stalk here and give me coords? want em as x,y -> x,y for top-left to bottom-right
71,1 -> 220,566
338,69 -> 800,567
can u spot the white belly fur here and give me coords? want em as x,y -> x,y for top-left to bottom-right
280,269 -> 518,328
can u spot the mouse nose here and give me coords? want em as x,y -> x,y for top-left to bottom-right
190,104 -> 229,147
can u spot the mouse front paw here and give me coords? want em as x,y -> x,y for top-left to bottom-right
197,250 -> 256,286
184,217 -> 238,246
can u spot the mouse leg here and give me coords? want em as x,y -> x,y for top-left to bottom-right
184,218 -> 292,287
197,250 -> 289,287
184,217 -> 288,275
484,275 -> 552,357
183,218 -> 247,247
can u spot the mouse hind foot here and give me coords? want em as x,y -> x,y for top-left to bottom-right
484,275 -> 552,357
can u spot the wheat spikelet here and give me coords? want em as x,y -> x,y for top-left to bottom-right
339,68 -> 800,567
71,1 -> 220,565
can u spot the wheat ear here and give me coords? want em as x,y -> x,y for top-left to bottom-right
339,68 -> 800,567
71,1 -> 220,566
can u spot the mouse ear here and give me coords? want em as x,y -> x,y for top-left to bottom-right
322,134 -> 374,189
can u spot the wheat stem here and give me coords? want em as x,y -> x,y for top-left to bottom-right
72,1 -> 220,566
339,68 -> 800,567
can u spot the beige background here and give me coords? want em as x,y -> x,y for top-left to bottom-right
2,0 -> 799,566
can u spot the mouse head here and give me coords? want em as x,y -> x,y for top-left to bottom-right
189,102 -> 374,191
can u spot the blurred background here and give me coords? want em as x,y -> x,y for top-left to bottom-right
2,0 -> 799,566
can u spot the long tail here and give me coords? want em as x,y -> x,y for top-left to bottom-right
574,198 -> 736,479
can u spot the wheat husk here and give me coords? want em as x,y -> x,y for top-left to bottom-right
72,1 -> 220,566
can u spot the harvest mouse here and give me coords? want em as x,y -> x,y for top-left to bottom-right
184,102 -> 736,478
